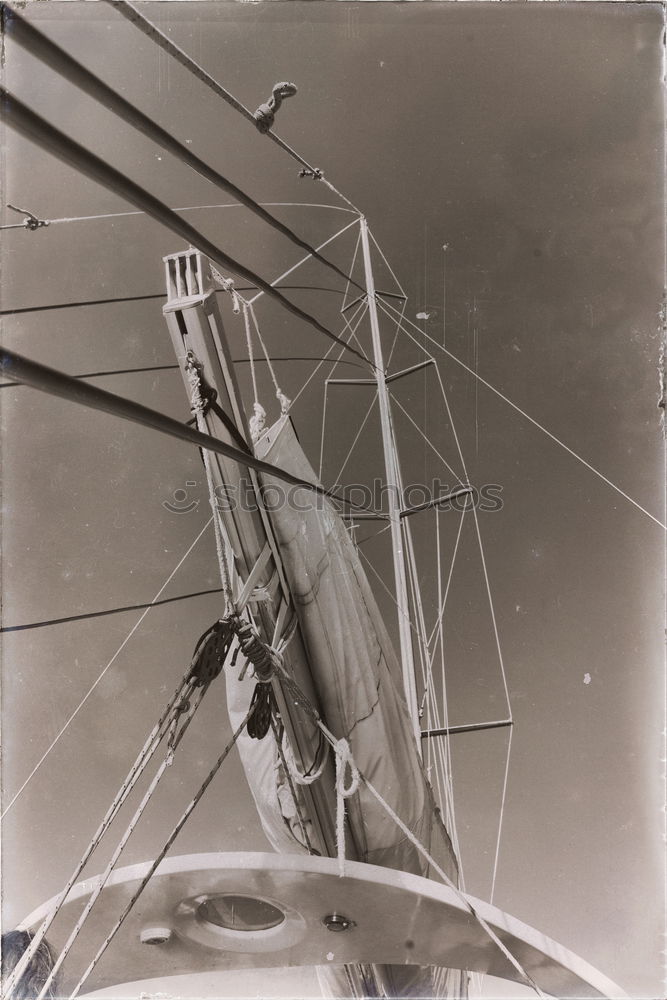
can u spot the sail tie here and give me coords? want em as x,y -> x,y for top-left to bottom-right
334,738 -> 359,877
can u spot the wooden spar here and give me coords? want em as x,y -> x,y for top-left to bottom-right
359,217 -> 421,751
160,250 -> 340,861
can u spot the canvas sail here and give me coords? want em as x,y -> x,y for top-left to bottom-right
226,415 -> 466,998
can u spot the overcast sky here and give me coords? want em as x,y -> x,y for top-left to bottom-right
1,3 -> 664,998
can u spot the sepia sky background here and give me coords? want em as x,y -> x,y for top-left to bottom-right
1,3 -> 665,997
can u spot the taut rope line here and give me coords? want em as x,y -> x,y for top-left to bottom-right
0,89 -> 371,368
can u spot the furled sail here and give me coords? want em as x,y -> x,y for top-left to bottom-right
227,415 -> 466,998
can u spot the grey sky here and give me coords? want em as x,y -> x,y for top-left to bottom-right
1,3 -> 664,997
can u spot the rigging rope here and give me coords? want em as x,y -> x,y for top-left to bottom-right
241,303 -> 266,442
270,715 -> 315,854
101,0 -> 362,214
35,677 -> 211,1000
360,776 -> 547,999
245,216 -> 361,308
6,10 -> 365,297
2,667 -> 196,998
248,303 -> 292,416
282,729 -> 328,787
0,89 -> 372,368
289,301 -> 369,410
489,725 -> 513,906
390,413 -> 466,881
272,663 -> 547,999
0,347 -> 383,515
0,586 -> 223,634
433,508 -> 466,877
0,356 -> 367,392
377,295 -> 667,531
67,704 -> 255,999
0,517 -> 213,819
334,738 -> 360,877
0,203 -> 355,237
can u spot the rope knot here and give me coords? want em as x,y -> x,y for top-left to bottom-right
7,203 -> 49,232
184,351 -> 206,415
334,738 -> 359,799
210,264 -> 241,313
254,82 -> 298,133
276,387 -> 291,415
334,738 -> 359,877
249,401 -> 266,442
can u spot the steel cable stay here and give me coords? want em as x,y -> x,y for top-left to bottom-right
0,203 -> 356,237
353,232 -> 515,918
391,418 -> 466,885
0,89 -> 372,369
0,201 -> 357,235
288,300 -> 370,412
5,10 -> 365,298
245,216 -> 362,309
388,309 -> 512,886
377,295 -> 667,531
369,274 -> 519,964
387,372 -> 513,724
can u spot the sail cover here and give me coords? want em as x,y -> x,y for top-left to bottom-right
226,416 -> 465,998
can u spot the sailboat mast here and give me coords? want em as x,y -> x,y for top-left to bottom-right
359,217 -> 421,750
